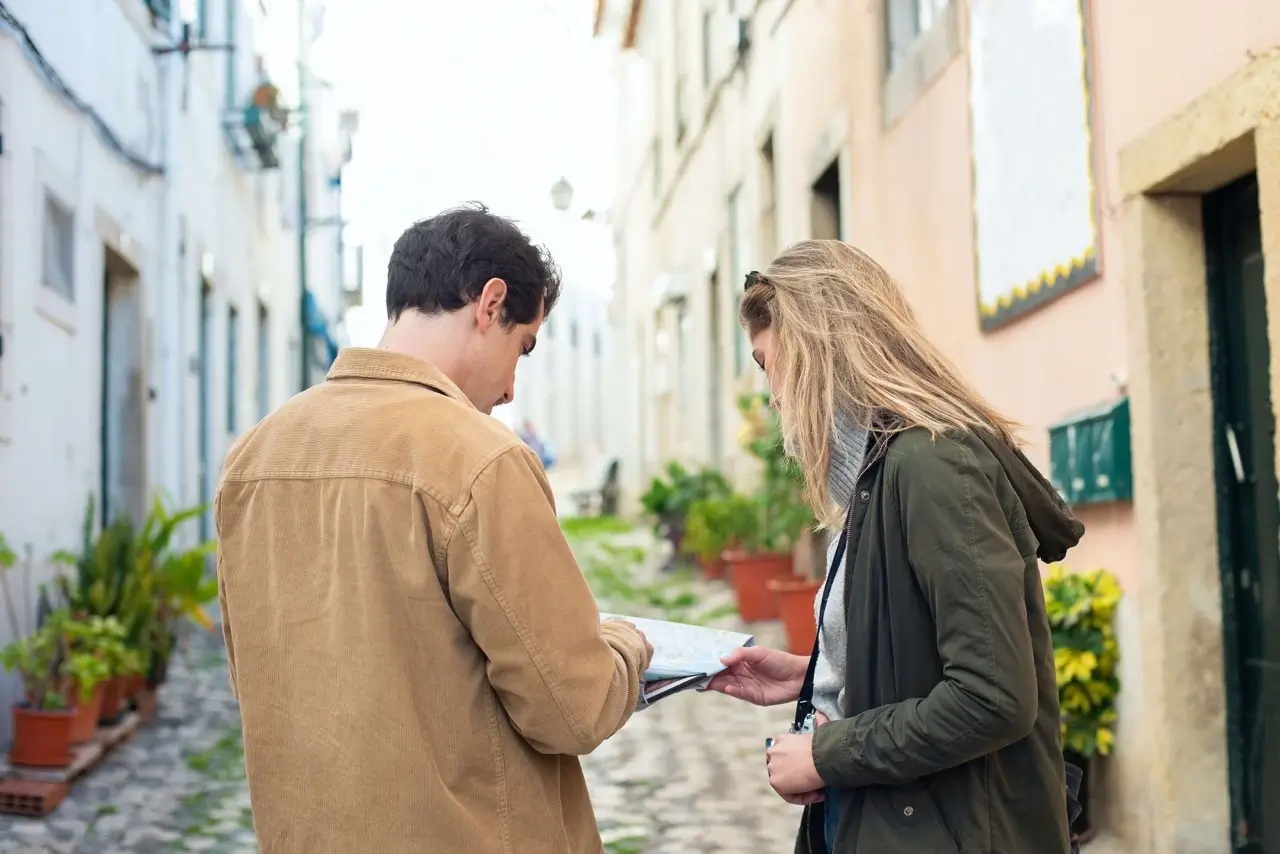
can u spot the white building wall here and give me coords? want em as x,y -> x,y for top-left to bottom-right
0,0 -> 342,740
0,0 -> 166,596
502,213 -> 614,480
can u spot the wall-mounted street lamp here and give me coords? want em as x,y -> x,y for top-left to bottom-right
551,177 -> 574,212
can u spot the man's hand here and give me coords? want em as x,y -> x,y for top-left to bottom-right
603,619 -> 653,666
706,646 -> 807,706
766,731 -> 824,796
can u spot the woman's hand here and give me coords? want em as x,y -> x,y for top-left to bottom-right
766,732 -> 825,796
706,646 -> 808,706
776,712 -> 830,806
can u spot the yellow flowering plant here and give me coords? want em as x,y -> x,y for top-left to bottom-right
1043,564 -> 1122,759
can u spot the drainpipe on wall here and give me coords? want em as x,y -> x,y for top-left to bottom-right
296,0 -> 310,392
334,164 -> 343,318
224,0 -> 236,119
155,9 -> 183,512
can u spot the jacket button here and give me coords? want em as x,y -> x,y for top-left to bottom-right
903,806 -> 914,817
860,490 -> 870,501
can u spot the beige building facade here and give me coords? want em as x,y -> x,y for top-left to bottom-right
596,0 -> 1280,851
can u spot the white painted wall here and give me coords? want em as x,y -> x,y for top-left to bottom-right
0,0 -> 165,591
500,212 -> 615,480
0,0 -> 349,742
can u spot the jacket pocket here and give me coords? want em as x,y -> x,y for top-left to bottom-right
856,786 -> 960,854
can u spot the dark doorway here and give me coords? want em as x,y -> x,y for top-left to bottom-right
1205,173 -> 1280,854
707,267 -> 723,465
198,279 -> 213,543
811,158 -> 842,241
100,250 -> 144,527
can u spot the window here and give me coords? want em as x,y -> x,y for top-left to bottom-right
811,158 -> 843,241
759,135 -> 778,261
727,186 -> 751,376
700,7 -> 714,89
227,305 -> 239,433
673,4 -> 688,143
593,330 -> 604,447
42,192 -> 75,302
677,301 -> 691,412
257,301 -> 270,419
651,139 -> 662,198
886,0 -> 951,71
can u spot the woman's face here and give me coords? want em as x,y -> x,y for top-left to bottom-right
749,327 -> 779,408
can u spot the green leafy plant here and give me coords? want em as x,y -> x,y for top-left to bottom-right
62,648 -> 111,705
735,393 -> 815,552
0,619 -> 69,710
1044,564 -> 1122,759
681,493 -> 760,561
67,615 -> 142,683
0,533 -> 20,645
54,499 -> 157,659
559,516 -> 636,539
639,462 -> 731,529
54,495 -> 215,684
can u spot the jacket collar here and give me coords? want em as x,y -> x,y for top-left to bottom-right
326,348 -> 475,410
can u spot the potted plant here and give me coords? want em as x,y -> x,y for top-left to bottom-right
724,393 -> 815,623
1044,564 -> 1122,843
146,519 -> 217,695
639,462 -> 730,570
62,616 -> 123,742
71,616 -> 142,728
0,611 -> 76,767
768,568 -> 823,653
681,493 -> 758,581
54,495 -> 215,724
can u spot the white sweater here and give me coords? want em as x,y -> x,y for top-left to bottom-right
811,411 -> 868,722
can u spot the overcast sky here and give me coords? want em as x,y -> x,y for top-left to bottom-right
305,0 -> 618,345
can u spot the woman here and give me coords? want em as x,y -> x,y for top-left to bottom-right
707,240 -> 1085,854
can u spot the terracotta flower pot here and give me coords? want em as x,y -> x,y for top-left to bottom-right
769,576 -> 822,654
695,554 -> 726,581
125,674 -> 146,703
723,550 -> 794,621
98,676 -> 127,725
134,687 -> 159,725
10,704 -> 76,768
69,683 -> 107,744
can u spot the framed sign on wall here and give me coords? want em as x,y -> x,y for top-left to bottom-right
968,0 -> 1101,330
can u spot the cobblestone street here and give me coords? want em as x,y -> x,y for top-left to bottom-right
0,633 -> 252,854
0,531 -> 802,853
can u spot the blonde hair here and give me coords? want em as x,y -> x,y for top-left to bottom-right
740,239 -> 1018,527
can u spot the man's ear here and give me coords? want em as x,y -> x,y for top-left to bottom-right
475,278 -> 508,332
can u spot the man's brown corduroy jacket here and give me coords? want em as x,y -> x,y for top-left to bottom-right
215,348 -> 650,854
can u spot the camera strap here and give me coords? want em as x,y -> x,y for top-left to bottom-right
792,502 -> 855,733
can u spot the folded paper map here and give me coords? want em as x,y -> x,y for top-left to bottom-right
600,614 -> 755,706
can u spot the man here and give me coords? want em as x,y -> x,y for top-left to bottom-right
518,419 -> 553,469
215,204 -> 652,853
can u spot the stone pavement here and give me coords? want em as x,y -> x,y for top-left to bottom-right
586,678 -> 800,853
0,630 -> 253,854
0,549 -> 805,853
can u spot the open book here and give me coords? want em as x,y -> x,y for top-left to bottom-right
601,614 -> 755,706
